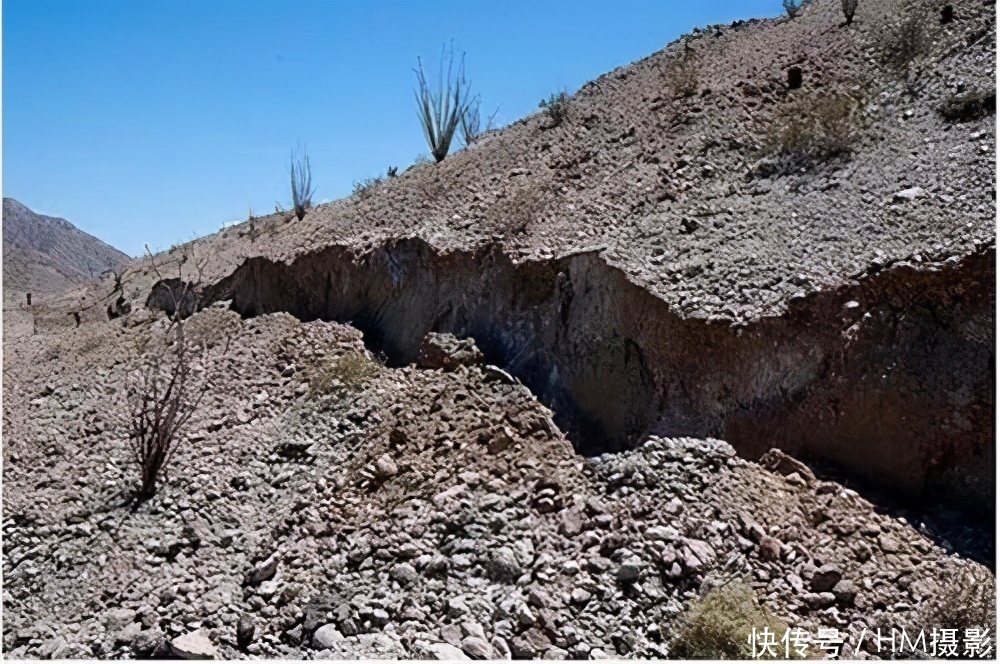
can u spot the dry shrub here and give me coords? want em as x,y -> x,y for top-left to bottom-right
122,322 -> 215,499
461,96 -> 499,146
418,176 -> 446,203
117,245 -> 225,499
308,350 -> 382,399
765,89 -> 864,170
539,91 -> 569,128
489,184 -> 554,237
70,326 -> 108,356
183,307 -> 242,350
877,12 -> 933,79
916,565 -> 996,636
669,579 -> 801,659
352,176 -> 383,200
661,54 -> 700,100
43,343 -> 62,362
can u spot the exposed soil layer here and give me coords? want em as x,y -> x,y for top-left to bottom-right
4,309 -> 994,659
152,239 -> 994,516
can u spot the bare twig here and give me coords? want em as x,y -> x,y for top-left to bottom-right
117,245 -> 221,499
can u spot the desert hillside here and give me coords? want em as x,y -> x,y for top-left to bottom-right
2,197 -> 129,304
3,0 -> 995,659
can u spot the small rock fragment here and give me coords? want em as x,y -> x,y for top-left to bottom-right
810,563 -> 843,592
170,631 -> 217,659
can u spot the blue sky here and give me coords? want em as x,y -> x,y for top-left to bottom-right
4,0 -> 778,257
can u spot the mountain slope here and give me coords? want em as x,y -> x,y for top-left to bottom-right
2,0 -> 995,659
2,198 -> 129,300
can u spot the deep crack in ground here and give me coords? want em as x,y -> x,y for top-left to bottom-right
148,239 -> 995,539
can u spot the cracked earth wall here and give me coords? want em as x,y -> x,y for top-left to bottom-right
148,239 -> 994,515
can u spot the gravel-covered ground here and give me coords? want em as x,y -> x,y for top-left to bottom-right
4,0 -> 995,658
3,309 -> 994,659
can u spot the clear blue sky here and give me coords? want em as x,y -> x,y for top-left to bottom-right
4,0 -> 778,257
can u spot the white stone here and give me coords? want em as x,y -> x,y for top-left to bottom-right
170,630 -> 216,659
892,186 -> 926,201
424,642 -> 471,660
312,624 -> 344,650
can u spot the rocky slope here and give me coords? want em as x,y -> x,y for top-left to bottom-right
3,0 -> 995,659
2,198 -> 129,304
3,309 -> 994,659
34,0 -> 995,510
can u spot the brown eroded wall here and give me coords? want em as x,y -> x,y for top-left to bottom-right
154,239 -> 993,515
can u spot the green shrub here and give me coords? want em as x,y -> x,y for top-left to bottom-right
308,351 -> 381,398
414,43 -> 472,162
783,0 -> 811,18
765,90 -> 863,169
539,91 -> 569,128
669,580 -> 798,659
289,146 -> 315,221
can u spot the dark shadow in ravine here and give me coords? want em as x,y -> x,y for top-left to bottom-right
148,237 -> 995,556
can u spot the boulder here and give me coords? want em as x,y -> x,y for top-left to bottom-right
485,547 -> 523,583
390,562 -> 419,585
832,579 -> 858,606
373,454 -> 398,480
312,624 -> 344,650
759,449 -> 815,483
810,563 -> 843,592
759,536 -> 783,562
244,552 -> 280,586
892,187 -> 926,202
416,333 -> 484,371
236,616 -> 255,650
130,628 -> 164,657
616,561 -> 643,583
511,629 -> 552,658
461,635 -> 494,659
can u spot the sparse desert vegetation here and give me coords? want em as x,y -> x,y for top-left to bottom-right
121,320 -> 209,498
289,147 -> 316,221
782,0 -> 811,18
661,53 -> 701,100
414,43 -> 472,163
668,579 -> 798,659
2,0 -> 995,660
307,349 -> 382,400
763,89 -> 864,171
875,11 -> 934,87
539,90 -> 569,127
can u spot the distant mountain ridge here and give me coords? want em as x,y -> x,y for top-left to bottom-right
3,197 -> 130,300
